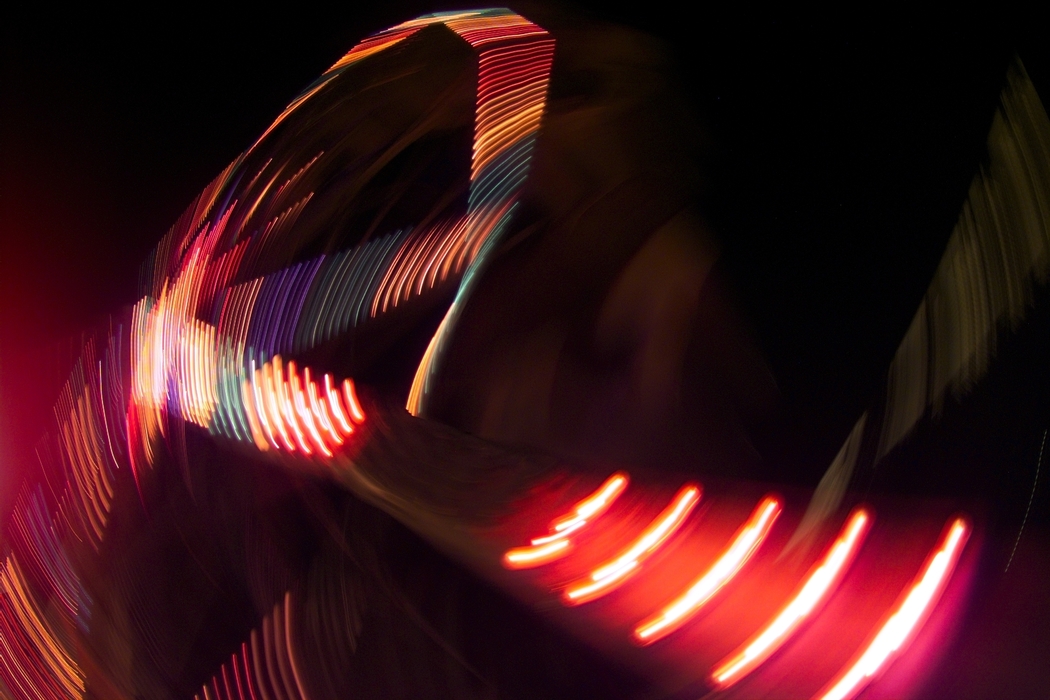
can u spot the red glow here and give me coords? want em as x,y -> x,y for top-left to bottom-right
548,473 -> 629,535
711,508 -> 872,687
342,378 -> 366,423
563,485 -> 701,604
503,539 -> 571,568
245,356 -> 363,458
634,496 -> 782,644
817,517 -> 970,700
501,473 -> 629,569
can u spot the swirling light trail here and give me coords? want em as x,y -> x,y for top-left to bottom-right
503,473 -> 629,569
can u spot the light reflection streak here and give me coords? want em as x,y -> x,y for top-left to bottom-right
503,473 -> 629,569
634,496 -> 782,643
563,485 -> 700,604
245,356 -> 364,458
817,517 -> 970,700
711,508 -> 872,687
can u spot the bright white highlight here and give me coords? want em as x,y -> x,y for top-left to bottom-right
712,509 -> 871,687
818,517 -> 970,700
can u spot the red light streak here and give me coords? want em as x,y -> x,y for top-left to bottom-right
549,473 -> 629,535
817,517 -> 970,700
326,374 -> 354,434
343,378 -> 366,423
307,377 -> 342,446
711,508 -> 872,687
563,485 -> 701,604
246,356 -> 364,458
503,539 -> 570,568
502,473 -> 629,569
634,496 -> 782,644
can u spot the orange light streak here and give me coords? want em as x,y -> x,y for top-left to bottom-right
241,376 -> 271,451
503,539 -> 570,568
502,473 -> 629,569
250,361 -> 279,450
549,473 -> 629,535
245,357 -> 361,458
294,383 -> 331,457
342,379 -> 366,423
326,374 -> 354,434
635,496 -> 782,643
1,555 -> 84,696
308,379 -> 342,446
711,508 -> 872,687
817,517 -> 970,700
289,366 -> 322,453
279,360 -> 311,454
564,485 -> 701,603
263,362 -> 295,451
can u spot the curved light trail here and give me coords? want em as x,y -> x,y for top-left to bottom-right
634,496 -> 782,644
817,517 -> 970,700
563,485 -> 700,604
503,473 -> 629,569
711,508 -> 872,688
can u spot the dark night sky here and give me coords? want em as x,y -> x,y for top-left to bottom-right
0,5 -> 1042,519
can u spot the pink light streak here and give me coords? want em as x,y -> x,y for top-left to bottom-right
817,517 -> 970,700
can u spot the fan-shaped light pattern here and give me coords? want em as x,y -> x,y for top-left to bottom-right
817,517 -> 970,700
4,15 -> 554,694
503,473 -> 629,569
193,592 -> 310,700
634,497 -> 782,644
0,330 -> 127,697
711,508 -> 872,688
0,331 -> 130,698
0,553 -> 85,699
563,485 -> 700,603
118,8 -> 554,473
242,355 -> 364,457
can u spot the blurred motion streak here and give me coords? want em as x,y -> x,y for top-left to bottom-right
795,60 -> 1050,548
194,592 -> 309,700
503,472 -> 629,568
2,6 -> 1043,699
0,554 -> 84,699
817,517 -> 971,700
634,496 -> 782,643
244,356 -> 364,457
711,508 -> 872,688
563,485 -> 700,603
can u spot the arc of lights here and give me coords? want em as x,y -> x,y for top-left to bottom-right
817,517 -> 970,700
125,8 -> 556,487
